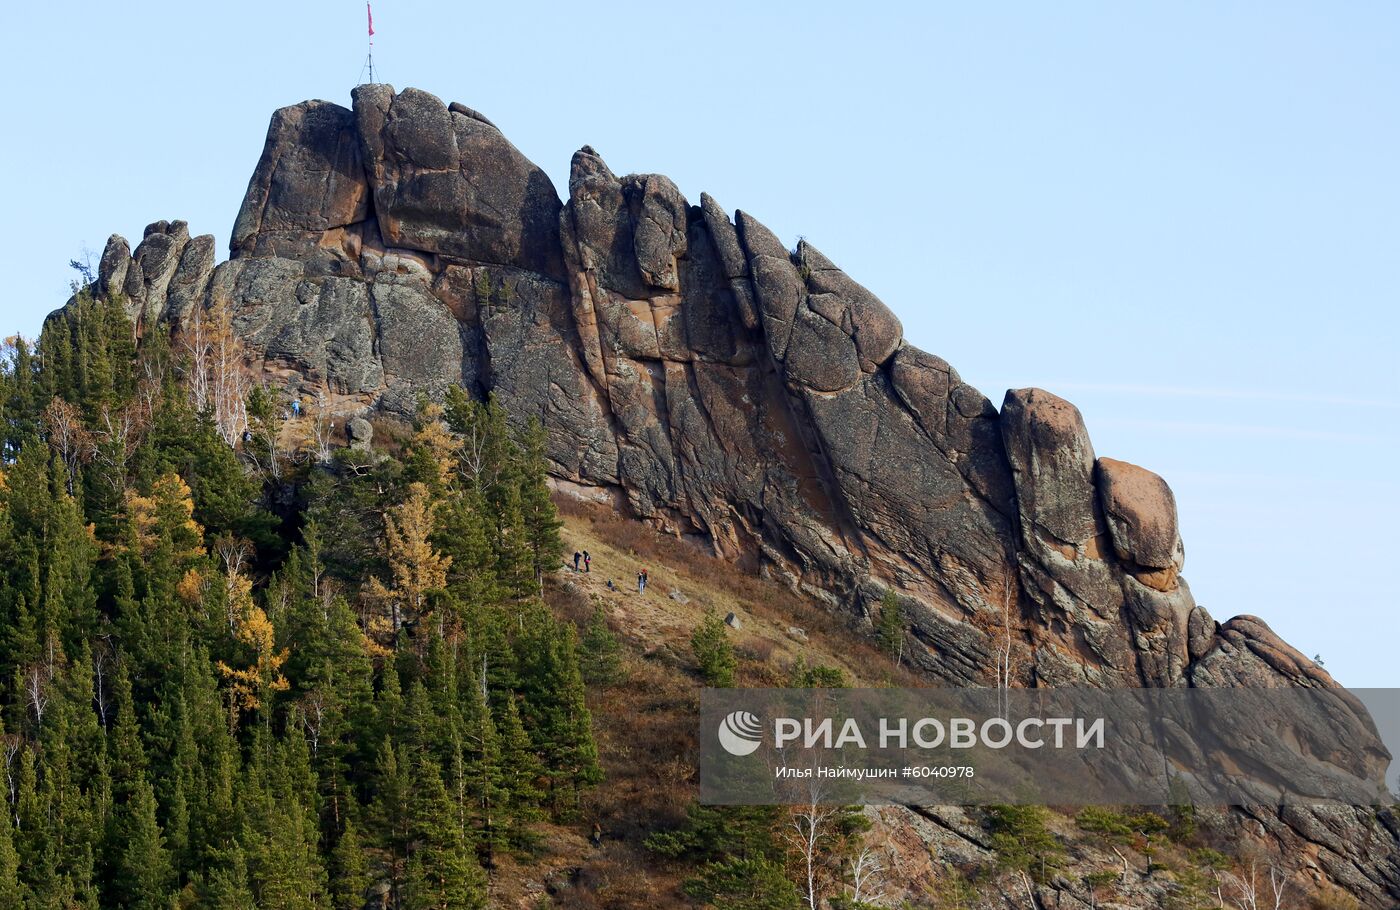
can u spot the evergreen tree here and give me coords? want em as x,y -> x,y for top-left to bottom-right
236,731 -> 328,910
517,418 -> 563,591
0,780 -> 27,908
329,816 -> 371,910
370,739 -> 412,902
987,804 -> 1065,885
684,857 -> 801,910
514,605 -> 601,812
648,803 -> 796,910
692,610 -> 738,687
403,758 -> 487,910
496,693 -> 545,845
787,656 -> 847,688
114,776 -> 173,910
579,603 -> 624,687
202,844 -> 256,910
460,665 -> 507,859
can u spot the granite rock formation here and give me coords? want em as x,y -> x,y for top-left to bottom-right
84,85 -> 1398,904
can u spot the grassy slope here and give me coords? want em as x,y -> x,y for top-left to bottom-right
487,497 -> 916,908
493,497 -> 1352,910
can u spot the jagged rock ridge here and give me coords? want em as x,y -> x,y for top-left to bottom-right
87,85 -> 1397,904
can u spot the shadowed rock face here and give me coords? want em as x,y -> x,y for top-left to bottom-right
85,85 -> 1398,903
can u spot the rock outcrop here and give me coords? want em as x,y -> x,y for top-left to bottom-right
82,85 -> 1398,905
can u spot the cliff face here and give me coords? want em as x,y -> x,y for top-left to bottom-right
87,85 -> 1397,902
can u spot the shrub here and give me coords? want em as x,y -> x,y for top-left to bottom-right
691,610 -> 738,687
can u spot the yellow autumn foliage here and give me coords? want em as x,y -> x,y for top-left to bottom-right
365,481 -> 451,641
124,472 -> 205,561
413,402 -> 461,490
177,567 -> 209,606
216,571 -> 290,727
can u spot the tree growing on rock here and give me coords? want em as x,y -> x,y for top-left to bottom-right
876,590 -> 904,666
986,804 -> 1065,908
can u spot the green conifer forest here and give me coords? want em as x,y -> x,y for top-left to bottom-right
0,291 -> 597,909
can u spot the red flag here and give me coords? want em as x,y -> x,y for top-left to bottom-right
367,2 -> 375,37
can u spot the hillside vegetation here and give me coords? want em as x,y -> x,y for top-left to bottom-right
0,292 -> 1375,909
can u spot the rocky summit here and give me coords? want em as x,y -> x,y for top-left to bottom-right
85,85 -> 1397,902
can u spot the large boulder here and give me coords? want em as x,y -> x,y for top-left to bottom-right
132,220 -> 190,327
1096,456 -> 1185,590
231,100 -> 369,255
1000,387 -> 1101,553
164,233 -> 216,327
351,85 -> 566,279
97,234 -> 131,300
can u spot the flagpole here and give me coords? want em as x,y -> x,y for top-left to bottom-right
366,2 -> 376,85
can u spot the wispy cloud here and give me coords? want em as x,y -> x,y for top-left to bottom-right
1043,381 -> 1398,410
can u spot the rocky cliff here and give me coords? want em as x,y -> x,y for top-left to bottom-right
85,85 -> 1398,903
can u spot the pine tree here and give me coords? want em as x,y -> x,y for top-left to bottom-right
692,610 -> 738,687
987,804 -> 1065,886
435,486 -> 504,614
684,857 -> 801,910
403,757 -> 487,910
517,417 -> 563,592
516,615 -> 602,814
254,794 -> 328,910
460,665 -> 507,859
203,843 -> 256,910
0,780 -> 26,908
496,693 -> 545,845
140,389 -> 276,553
370,738 -> 411,902
115,776 -> 173,910
107,662 -> 147,802
579,603 -> 624,687
329,816 -> 371,910
787,655 -> 847,688
236,731 -> 328,910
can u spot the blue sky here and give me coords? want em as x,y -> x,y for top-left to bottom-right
3,2 -> 1395,687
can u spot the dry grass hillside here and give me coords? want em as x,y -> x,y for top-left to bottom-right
484,495 -> 923,909
490,496 -> 1371,910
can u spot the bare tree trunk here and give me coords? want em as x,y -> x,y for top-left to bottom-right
1019,870 -> 1040,910
786,783 -> 835,910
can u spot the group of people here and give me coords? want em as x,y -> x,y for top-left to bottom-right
573,550 -> 651,597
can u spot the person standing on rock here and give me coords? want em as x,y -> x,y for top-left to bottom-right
573,551 -> 582,572
583,551 -> 591,573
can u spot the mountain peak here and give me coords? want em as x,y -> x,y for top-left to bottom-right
74,83 -> 1399,904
